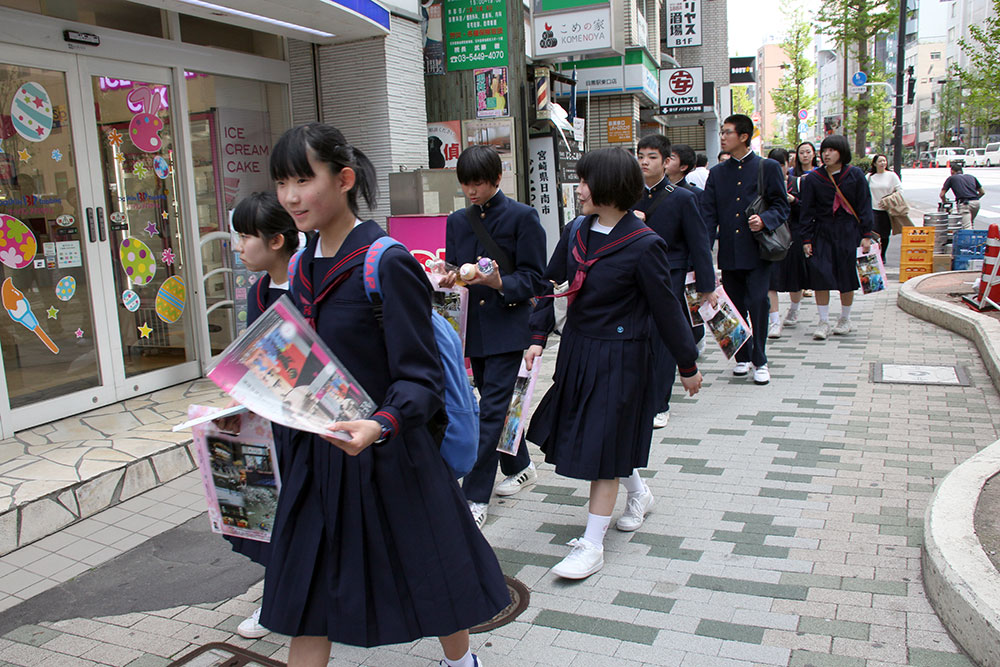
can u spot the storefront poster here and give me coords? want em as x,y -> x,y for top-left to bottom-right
215,108 -> 272,210
528,134 -> 561,258
665,0 -> 702,48
606,116 -> 633,143
444,0 -> 508,71
474,67 -> 509,118
462,118 -> 517,199
423,1 -> 446,75
428,121 -> 462,168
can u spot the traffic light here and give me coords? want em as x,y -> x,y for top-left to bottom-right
907,66 -> 916,105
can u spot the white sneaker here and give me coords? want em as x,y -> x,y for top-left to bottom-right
551,538 -> 604,579
733,362 -> 751,376
753,364 -> 770,385
813,321 -> 831,340
783,308 -> 799,328
439,656 -> 482,667
494,463 -> 537,497
237,607 -> 268,639
653,411 -> 670,429
468,501 -> 489,529
767,319 -> 782,339
616,487 -> 654,532
832,317 -> 852,335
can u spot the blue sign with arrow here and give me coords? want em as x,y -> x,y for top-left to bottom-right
852,71 -> 867,87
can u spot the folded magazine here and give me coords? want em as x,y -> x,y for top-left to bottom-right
856,244 -> 887,294
698,285 -> 752,360
427,273 -> 469,353
497,360 -> 540,456
683,272 -> 705,327
188,404 -> 280,543
206,295 -> 375,439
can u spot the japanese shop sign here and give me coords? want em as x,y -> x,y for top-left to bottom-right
606,116 -> 633,143
729,56 -> 756,84
665,0 -> 701,48
427,121 -> 461,168
444,0 -> 508,70
534,6 -> 613,57
658,67 -> 704,114
528,134 -> 561,258
554,50 -> 657,103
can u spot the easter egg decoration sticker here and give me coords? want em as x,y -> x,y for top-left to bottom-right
122,289 -> 140,312
119,237 -> 156,286
0,214 -> 38,269
2,278 -> 58,354
126,86 -> 164,153
55,276 -> 76,301
10,82 -> 53,142
155,276 -> 185,323
153,156 -> 169,179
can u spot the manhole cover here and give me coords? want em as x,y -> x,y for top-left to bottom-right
871,363 -> 971,386
470,575 -> 531,634
167,642 -> 283,666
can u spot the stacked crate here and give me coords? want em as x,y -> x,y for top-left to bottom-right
900,227 -> 935,283
952,229 -> 988,271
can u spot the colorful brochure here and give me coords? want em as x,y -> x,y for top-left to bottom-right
188,404 -> 280,543
206,295 -> 375,439
698,285 -> 752,360
427,272 -> 469,353
857,244 -> 887,294
497,360 -> 540,456
684,271 -> 705,327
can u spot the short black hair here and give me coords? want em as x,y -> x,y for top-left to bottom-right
232,192 -> 299,256
723,114 -> 754,147
718,151 -> 731,160
950,161 -> 964,172
696,153 -> 708,168
456,145 -> 502,185
671,144 -> 696,175
576,147 -> 643,212
637,133 -> 671,160
767,147 -> 789,166
819,134 -> 852,166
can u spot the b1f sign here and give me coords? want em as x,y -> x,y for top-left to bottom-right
658,67 -> 704,114
665,0 -> 701,48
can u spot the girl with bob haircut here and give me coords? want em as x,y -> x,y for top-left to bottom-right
524,147 -> 703,580
261,123 -> 508,667
799,134 -> 874,340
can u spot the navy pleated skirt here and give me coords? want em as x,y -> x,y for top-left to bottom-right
527,328 -> 655,481
770,241 -> 811,292
808,217 -> 862,292
259,426 -> 509,647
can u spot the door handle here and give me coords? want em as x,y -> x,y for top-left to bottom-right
85,207 -> 96,243
96,207 -> 107,242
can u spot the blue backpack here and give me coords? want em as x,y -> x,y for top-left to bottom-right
363,238 -> 479,478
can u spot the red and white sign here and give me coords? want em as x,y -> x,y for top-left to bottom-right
658,66 -> 704,114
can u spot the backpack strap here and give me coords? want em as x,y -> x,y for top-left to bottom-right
363,237 -> 405,323
286,247 -> 305,299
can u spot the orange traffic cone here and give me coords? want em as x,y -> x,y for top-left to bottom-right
977,223 -> 1000,306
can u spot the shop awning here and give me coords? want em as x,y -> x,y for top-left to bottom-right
903,133 -> 916,147
129,0 -> 391,44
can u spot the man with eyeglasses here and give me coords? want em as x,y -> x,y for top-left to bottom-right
701,115 -> 789,385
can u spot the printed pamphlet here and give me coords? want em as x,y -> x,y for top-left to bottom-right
427,272 -> 469,353
188,404 -> 280,543
698,285 -> 752,360
684,271 -> 704,327
497,360 -> 540,456
206,295 -> 375,439
856,244 -> 887,294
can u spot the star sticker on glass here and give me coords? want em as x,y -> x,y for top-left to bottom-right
161,248 -> 175,265
74,328 -> 84,338
50,149 -> 63,162
107,128 -> 123,148
137,322 -> 153,339
18,148 -> 30,162
132,163 -> 148,179
161,211 -> 169,220
46,306 -> 58,319
144,221 -> 159,237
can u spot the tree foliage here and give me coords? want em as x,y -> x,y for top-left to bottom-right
770,5 -> 818,147
731,85 -> 755,116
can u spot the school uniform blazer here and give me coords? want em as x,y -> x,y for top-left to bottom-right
445,190 -> 548,358
798,166 -> 874,246
529,212 -> 698,377
701,152 -> 790,271
634,181 -> 715,293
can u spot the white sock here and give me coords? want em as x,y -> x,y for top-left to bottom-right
788,301 -> 800,313
840,306 -> 852,320
622,470 -> 646,495
583,512 -> 611,547
817,305 -> 829,322
443,648 -> 474,667
769,311 -> 780,324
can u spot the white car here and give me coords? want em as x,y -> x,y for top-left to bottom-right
965,148 -> 986,167
984,142 -> 1000,167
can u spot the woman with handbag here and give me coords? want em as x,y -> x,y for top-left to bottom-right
799,134 -> 874,340
866,154 -> 902,264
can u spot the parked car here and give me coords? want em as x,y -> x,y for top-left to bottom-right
935,147 -> 966,168
983,142 -> 1000,167
965,148 -> 986,167
919,151 -> 934,168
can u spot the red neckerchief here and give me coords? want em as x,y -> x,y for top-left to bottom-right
813,166 -> 850,215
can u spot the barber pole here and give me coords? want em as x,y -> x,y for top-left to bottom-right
977,223 -> 1000,306
535,67 -> 550,119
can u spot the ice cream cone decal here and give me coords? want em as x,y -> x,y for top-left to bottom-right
2,278 -> 59,354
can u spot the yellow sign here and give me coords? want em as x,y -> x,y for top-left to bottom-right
606,116 -> 633,143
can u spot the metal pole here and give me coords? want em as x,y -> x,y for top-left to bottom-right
893,0 -> 907,177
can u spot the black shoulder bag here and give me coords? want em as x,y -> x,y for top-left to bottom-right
464,206 -> 513,274
746,158 -> 792,262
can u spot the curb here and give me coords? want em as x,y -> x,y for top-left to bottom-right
897,271 -> 1000,396
923,438 -> 1000,667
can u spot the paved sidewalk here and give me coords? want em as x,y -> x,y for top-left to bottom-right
0,278 -> 998,666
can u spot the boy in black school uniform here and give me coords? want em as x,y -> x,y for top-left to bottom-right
666,143 -> 703,195
634,135 -> 715,443
701,114 -> 790,386
439,145 -> 548,529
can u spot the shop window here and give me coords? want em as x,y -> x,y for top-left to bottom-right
179,14 -> 284,59
0,0 -> 166,38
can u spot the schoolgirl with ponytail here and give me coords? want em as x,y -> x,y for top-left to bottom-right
259,124 -> 508,666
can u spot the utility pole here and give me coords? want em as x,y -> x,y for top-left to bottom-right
893,0 -> 906,176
